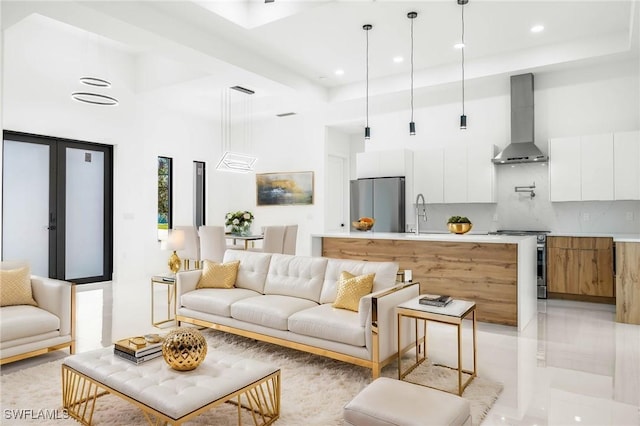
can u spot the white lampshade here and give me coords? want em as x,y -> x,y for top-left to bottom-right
166,229 -> 186,251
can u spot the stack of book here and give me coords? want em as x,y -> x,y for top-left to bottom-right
419,294 -> 453,307
114,335 -> 164,364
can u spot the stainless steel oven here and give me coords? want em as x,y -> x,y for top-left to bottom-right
489,230 -> 549,299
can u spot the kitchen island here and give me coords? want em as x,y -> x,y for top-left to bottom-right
311,232 -> 537,331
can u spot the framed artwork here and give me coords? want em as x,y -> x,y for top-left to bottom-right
256,171 -> 314,206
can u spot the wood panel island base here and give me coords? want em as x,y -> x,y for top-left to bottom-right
312,232 -> 538,331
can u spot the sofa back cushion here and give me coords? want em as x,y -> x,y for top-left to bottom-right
222,250 -> 272,293
263,254 -> 328,303
320,259 -> 399,304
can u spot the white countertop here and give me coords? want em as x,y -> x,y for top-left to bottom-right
313,231 -> 535,244
548,233 -> 640,243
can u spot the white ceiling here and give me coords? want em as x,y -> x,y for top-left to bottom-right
2,1 -> 639,122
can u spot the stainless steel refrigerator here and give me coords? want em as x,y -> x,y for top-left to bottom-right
350,177 -> 405,232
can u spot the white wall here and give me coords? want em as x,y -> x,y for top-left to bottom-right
341,58 -> 640,234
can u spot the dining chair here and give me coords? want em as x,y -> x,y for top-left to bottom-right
283,225 -> 298,255
198,226 -> 228,263
174,225 -> 200,269
248,225 -> 286,254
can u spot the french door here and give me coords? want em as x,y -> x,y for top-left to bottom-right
2,131 -> 113,283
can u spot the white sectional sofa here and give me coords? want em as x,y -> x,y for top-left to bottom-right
176,250 -> 419,377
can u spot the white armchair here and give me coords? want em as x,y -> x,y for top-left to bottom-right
0,269 -> 75,365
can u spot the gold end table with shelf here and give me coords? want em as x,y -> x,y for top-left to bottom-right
151,273 -> 176,327
396,296 -> 477,396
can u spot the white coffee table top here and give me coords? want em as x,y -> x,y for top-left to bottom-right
397,296 -> 475,318
63,347 -> 278,420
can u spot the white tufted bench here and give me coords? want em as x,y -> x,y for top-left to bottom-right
61,347 -> 280,425
344,377 -> 471,426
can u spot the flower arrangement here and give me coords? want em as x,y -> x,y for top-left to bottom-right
225,211 -> 254,235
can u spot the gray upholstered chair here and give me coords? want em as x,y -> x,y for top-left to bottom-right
248,225 -> 286,254
283,224 -> 298,255
0,262 -> 75,365
198,226 -> 228,263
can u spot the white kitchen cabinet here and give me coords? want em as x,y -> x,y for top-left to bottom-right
413,143 -> 496,204
549,136 -> 581,201
444,145 -> 468,203
467,143 -> 497,203
581,133 -> 614,201
413,149 -> 444,203
614,130 -> 640,200
549,134 -> 617,202
356,149 -> 411,179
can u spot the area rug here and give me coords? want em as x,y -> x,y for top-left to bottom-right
0,330 -> 501,425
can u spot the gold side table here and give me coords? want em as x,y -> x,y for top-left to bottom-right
396,296 -> 477,396
151,274 -> 176,327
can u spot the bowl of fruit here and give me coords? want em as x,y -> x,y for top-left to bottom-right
447,216 -> 473,234
352,217 -> 375,231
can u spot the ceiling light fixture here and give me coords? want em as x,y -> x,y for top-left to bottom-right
363,24 -> 372,140
408,11 -> 417,136
531,24 -> 544,33
393,56 -> 404,63
216,87 -> 258,173
79,77 -> 111,88
71,92 -> 119,106
458,0 -> 468,130
335,69 -> 345,76
71,76 -> 119,106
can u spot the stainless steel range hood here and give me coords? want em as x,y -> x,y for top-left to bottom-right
492,73 -> 549,164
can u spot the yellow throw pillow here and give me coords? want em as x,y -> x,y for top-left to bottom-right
0,266 -> 37,307
196,260 -> 240,289
332,271 -> 375,312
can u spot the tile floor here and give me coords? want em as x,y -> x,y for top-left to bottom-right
2,283 -> 639,425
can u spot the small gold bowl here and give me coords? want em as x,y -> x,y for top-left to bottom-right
447,223 -> 472,234
352,218 -> 375,231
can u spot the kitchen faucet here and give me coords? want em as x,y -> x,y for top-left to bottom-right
415,193 -> 427,235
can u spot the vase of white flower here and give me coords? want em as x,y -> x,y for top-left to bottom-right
225,211 -> 254,236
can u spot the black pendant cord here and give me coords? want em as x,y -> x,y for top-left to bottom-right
366,27 -> 369,130
410,16 -> 414,124
364,24 -> 372,139
461,3 -> 465,118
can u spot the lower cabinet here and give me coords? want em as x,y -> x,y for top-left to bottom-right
547,237 -> 614,299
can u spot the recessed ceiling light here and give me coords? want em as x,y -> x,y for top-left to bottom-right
454,43 -> 465,49
531,25 -> 544,33
393,56 -> 404,63
574,416 -> 582,422
335,69 -> 344,76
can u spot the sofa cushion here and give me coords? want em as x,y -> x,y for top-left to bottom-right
230,295 -> 318,331
288,304 -> 365,347
181,288 -> 260,317
263,254 -> 328,303
196,260 -> 240,289
1,266 -> 37,307
320,259 -> 399,304
333,272 -> 374,312
0,305 -> 60,342
222,250 -> 272,293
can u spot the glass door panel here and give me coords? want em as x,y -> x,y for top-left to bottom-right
65,147 -> 104,280
2,140 -> 50,276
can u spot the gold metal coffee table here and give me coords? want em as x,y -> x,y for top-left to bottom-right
396,296 -> 477,396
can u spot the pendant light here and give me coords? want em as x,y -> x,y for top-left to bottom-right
458,0 -> 468,129
363,24 -> 372,140
408,12 -> 417,136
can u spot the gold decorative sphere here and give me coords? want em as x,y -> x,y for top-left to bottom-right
162,328 -> 207,371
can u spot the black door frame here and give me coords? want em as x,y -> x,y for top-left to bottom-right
2,130 -> 113,283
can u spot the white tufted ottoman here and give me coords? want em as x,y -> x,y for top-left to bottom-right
344,377 -> 471,426
61,347 -> 280,425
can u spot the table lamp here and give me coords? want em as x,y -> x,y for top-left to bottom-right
166,229 -> 186,274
